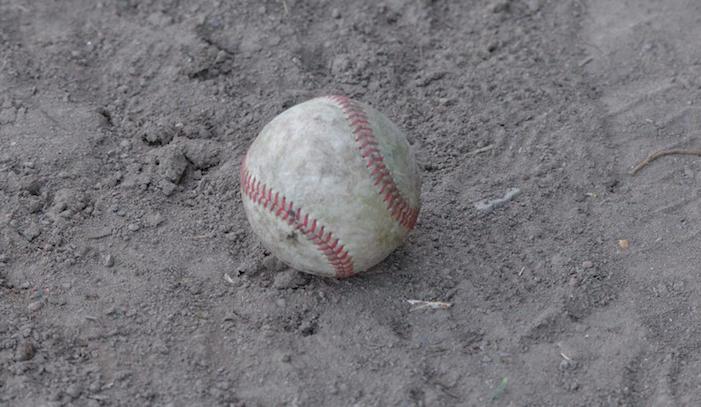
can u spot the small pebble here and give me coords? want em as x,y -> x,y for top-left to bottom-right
88,380 -> 102,393
114,370 -> 132,381
160,179 -> 177,196
14,341 -> 35,361
559,358 -> 577,371
489,0 -> 511,13
21,223 -> 41,242
581,260 -> 594,269
146,212 -> 164,227
75,246 -> 89,257
65,383 -> 82,399
104,254 -> 115,267
299,320 -> 317,336
127,223 -> 140,232
27,199 -> 43,213
27,301 -> 44,312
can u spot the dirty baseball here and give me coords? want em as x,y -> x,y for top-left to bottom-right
240,96 -> 421,278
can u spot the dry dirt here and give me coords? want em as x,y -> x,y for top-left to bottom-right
2,0 -> 701,406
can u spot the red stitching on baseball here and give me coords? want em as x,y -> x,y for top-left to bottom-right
326,95 -> 419,229
240,163 -> 355,278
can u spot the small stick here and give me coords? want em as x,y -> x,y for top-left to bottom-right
578,56 -> 593,67
468,144 -> 494,155
279,0 -> 289,15
630,148 -> 701,175
491,377 -> 509,401
190,234 -> 212,240
407,299 -> 452,310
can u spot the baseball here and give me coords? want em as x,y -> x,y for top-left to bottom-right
240,96 -> 421,278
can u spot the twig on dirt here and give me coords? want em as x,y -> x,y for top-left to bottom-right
190,234 -> 212,240
407,299 -> 452,311
475,187 -> 521,212
468,144 -> 494,155
5,3 -> 28,12
578,56 -> 593,67
279,0 -> 289,15
86,227 -> 112,240
435,383 -> 460,399
85,314 -> 105,327
560,352 -> 571,361
630,148 -> 701,175
491,377 -> 509,401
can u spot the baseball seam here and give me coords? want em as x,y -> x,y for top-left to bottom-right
326,95 -> 419,230
240,162 -> 355,278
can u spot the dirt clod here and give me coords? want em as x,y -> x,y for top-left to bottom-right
259,256 -> 287,274
272,269 -> 310,289
141,122 -> 177,146
21,222 -> 41,242
183,139 -> 221,170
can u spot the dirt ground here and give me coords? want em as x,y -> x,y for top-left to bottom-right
2,0 -> 701,405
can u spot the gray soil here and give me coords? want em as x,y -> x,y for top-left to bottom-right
1,0 -> 701,405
